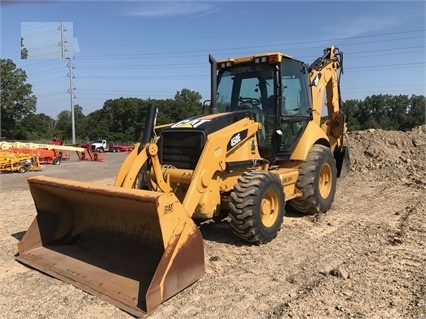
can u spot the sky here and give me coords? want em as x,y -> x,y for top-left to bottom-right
1,0 -> 425,118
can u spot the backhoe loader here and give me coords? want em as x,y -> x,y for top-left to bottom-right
17,46 -> 350,317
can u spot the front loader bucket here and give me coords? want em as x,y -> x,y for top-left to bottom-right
16,176 -> 205,317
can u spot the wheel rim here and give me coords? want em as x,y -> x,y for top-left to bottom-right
260,188 -> 279,227
319,163 -> 332,198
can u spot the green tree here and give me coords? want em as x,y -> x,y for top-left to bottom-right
101,97 -> 142,142
85,109 -> 109,142
173,88 -> 202,118
55,110 -> 72,140
389,95 -> 410,131
174,88 -> 202,105
155,98 -> 180,125
55,105 -> 86,143
0,59 -> 37,138
73,104 -> 87,140
403,95 -> 426,131
363,95 -> 390,129
15,113 -> 57,141
341,99 -> 361,131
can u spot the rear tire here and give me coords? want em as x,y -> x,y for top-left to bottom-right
289,144 -> 337,214
229,171 -> 285,244
18,167 -> 26,173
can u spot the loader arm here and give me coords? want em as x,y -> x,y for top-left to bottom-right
114,141 -> 172,193
114,104 -> 175,190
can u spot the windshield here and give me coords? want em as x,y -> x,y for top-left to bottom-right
216,63 -> 276,113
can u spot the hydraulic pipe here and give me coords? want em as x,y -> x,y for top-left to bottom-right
139,104 -> 158,152
138,105 -> 158,188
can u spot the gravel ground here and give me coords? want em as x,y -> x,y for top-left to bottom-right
0,127 -> 425,318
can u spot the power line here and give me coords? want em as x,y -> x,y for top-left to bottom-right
22,27 -> 424,116
77,29 -> 425,59
72,46 -> 423,70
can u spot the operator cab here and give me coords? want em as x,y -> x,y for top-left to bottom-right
216,53 -> 312,163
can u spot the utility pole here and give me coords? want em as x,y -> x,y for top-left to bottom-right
67,57 -> 76,145
60,22 -> 76,145
58,22 -> 67,59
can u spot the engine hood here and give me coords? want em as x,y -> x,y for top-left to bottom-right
165,111 -> 255,135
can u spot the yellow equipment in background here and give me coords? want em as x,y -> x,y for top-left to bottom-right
0,151 -> 41,173
17,46 -> 349,317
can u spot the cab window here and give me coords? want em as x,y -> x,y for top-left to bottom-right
278,59 -> 310,154
216,63 -> 275,113
281,59 -> 310,116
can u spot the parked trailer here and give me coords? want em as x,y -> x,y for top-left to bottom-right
109,144 -> 134,152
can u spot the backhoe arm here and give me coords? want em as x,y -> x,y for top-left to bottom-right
309,46 -> 345,149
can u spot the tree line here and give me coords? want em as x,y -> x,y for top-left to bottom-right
6,90 -> 204,145
1,58 -> 424,144
1,59 -> 204,144
341,94 -> 425,132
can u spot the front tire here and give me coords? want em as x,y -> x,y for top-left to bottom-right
289,144 -> 337,214
229,171 -> 285,244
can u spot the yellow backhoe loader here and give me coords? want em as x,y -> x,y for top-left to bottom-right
17,46 -> 350,317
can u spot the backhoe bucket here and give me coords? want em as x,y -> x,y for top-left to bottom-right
16,176 -> 205,317
334,145 -> 350,178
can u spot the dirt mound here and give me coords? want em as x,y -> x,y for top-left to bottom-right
347,125 -> 425,188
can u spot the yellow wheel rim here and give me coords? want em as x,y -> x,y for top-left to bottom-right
260,188 -> 279,227
319,163 -> 332,198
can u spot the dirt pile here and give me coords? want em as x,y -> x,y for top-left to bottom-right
347,125 -> 425,188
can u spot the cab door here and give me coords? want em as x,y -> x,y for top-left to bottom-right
275,59 -> 312,160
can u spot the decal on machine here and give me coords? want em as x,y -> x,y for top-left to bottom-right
164,203 -> 174,214
311,73 -> 322,87
227,129 -> 248,151
171,119 -> 211,129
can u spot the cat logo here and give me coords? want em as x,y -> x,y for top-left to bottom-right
171,119 -> 211,128
164,203 -> 174,214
